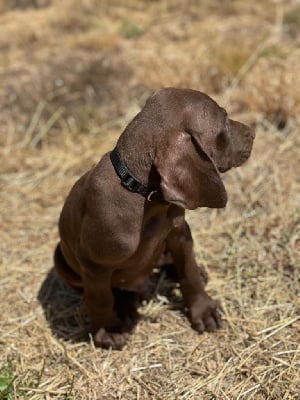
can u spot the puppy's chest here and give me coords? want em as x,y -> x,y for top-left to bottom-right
112,211 -> 182,291
140,205 -> 183,242
112,215 -> 171,291
126,214 -> 177,269
142,213 -> 171,239
120,213 -> 173,268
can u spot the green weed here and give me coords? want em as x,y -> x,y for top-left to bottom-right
120,19 -> 144,39
0,363 -> 16,400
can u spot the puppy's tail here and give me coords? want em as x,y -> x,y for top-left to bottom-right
54,243 -> 83,290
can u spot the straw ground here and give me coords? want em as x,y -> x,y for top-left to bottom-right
0,1 -> 299,399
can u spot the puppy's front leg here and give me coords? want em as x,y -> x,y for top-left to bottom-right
166,220 -> 222,333
81,262 -> 128,350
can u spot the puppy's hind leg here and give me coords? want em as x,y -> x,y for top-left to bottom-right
54,243 -> 83,291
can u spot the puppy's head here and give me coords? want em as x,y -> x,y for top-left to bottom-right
154,89 -> 255,210
186,98 -> 255,174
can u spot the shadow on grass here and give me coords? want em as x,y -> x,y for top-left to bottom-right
37,265 -> 183,344
37,268 -> 88,344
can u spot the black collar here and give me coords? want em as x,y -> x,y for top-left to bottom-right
110,148 -> 162,201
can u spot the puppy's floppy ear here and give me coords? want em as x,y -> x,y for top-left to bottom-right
155,130 -> 227,210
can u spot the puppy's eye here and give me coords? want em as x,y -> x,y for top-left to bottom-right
216,129 -> 229,149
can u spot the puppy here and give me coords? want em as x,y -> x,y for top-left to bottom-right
54,88 -> 255,349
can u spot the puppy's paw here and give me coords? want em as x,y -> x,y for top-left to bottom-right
188,295 -> 222,334
93,328 -> 129,350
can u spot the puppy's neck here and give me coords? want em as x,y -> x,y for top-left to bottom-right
115,145 -> 156,190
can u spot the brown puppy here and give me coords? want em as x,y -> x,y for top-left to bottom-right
54,88 -> 255,349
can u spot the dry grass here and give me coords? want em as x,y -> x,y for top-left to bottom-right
0,0 -> 299,399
